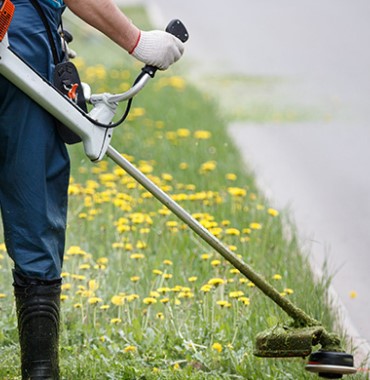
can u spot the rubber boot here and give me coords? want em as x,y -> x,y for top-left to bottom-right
13,271 -> 61,380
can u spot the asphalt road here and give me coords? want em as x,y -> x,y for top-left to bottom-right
146,0 -> 370,363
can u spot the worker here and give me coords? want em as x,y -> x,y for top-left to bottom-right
0,0 -> 184,378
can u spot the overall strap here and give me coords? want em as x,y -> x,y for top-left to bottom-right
29,0 -> 60,65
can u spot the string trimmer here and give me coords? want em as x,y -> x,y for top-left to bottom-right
0,0 -> 357,377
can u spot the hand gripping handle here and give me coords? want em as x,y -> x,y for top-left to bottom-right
142,19 -> 189,77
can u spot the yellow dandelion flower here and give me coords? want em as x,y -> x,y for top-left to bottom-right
209,227 -> 223,237
226,173 -> 237,181
284,288 -> 294,295
100,305 -> 110,310
73,303 -> 82,308
225,228 -> 240,236
272,274 -> 282,281
136,241 -> 147,249
194,130 -> 212,139
80,290 -> 94,298
61,283 -> 72,291
173,363 -> 180,371
229,291 -> 244,299
130,276 -> 140,282
188,276 -> 198,282
88,280 -> 99,291
349,291 -> 358,299
268,208 -> 279,217
156,312 -> 165,320
163,259 -> 173,265
66,245 -> 87,256
178,291 -> 194,299
201,253 -> 212,260
124,345 -> 137,353
0,293 -> 7,299
161,173 -> 174,182
200,284 -> 213,293
112,241 -> 124,249
143,297 -> 157,305
130,253 -> 145,260
152,269 -> 163,275
212,342 -> 223,353
199,160 -> 217,173
230,269 -> 240,275
60,294 -> 69,301
170,76 -> 186,90
110,318 -> 122,324
88,297 -> 103,305
97,257 -> 109,265
227,187 -> 247,197
166,221 -> 178,229
125,243 -> 134,251
208,278 -> 225,286
250,222 -> 262,230
177,128 -> 191,138
124,294 -> 138,302
160,298 -> 170,304
216,300 -> 232,308
239,297 -> 250,306
158,208 -> 171,216
211,260 -> 221,267
111,295 -> 125,306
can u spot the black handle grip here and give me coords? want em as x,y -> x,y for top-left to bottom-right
165,19 -> 189,43
143,19 -> 189,77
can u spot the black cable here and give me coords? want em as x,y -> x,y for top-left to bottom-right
83,70 -> 146,129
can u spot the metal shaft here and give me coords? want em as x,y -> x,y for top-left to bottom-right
106,145 -> 320,327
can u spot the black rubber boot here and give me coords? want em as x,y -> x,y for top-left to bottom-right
13,271 -> 61,380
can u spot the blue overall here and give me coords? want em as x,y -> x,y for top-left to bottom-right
0,0 -> 69,280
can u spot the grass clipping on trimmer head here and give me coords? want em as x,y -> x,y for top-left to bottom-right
254,324 -> 343,358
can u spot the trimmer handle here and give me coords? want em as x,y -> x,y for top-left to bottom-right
142,19 -> 189,77
165,19 -> 189,43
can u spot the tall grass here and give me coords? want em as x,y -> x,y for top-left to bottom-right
0,6 -> 367,380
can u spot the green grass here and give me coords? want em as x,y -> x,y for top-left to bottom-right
0,5 -> 368,380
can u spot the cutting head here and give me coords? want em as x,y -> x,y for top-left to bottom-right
305,351 -> 357,379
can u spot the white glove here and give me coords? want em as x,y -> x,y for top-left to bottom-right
131,30 -> 184,70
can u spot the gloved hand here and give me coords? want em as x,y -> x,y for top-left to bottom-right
130,30 -> 184,70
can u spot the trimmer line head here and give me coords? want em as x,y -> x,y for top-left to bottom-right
254,325 -> 356,378
305,351 -> 356,378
